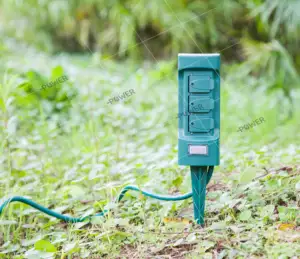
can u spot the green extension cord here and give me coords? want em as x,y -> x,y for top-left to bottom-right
0,167 -> 213,223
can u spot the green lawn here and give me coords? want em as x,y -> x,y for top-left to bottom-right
0,40 -> 299,258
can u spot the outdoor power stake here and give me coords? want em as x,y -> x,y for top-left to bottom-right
178,53 -> 220,224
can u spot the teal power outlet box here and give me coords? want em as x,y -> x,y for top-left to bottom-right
178,54 -> 220,166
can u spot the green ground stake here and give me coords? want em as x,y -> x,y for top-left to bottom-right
178,53 -> 221,224
191,166 -> 208,225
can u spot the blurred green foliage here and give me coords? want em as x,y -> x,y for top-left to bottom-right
0,0 -> 299,63
15,66 -> 77,121
1,0 -> 299,110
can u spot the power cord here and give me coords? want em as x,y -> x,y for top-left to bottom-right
0,167 -> 214,223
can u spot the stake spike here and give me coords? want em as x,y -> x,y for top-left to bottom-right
191,166 -> 208,225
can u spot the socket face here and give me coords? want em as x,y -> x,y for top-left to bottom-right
178,54 -> 220,166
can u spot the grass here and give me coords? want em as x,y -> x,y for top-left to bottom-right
0,39 -> 299,258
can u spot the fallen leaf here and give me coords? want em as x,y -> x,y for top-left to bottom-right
277,166 -> 293,173
163,217 -> 191,224
278,223 -> 295,231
